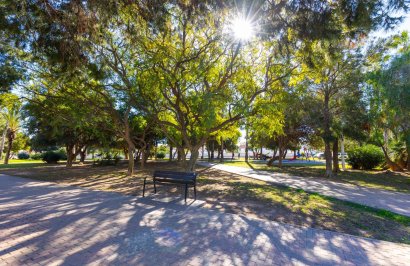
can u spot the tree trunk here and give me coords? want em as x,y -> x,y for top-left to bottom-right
177,147 -> 186,168
381,145 -> 403,171
341,134 -> 346,171
4,133 -> 13,165
128,145 -> 135,172
201,145 -> 204,159
177,149 -> 181,161
267,148 -> 278,166
211,142 -> 215,160
332,139 -> 339,174
407,143 -> 410,171
124,147 -> 129,160
0,124 -> 7,161
278,147 -> 283,168
154,141 -> 157,160
169,145 -> 173,161
187,148 -> 199,171
220,136 -> 224,163
124,136 -> 135,176
66,144 -> 75,167
140,148 -> 146,170
324,140 -> 333,177
323,91 -> 333,177
79,146 -> 87,163
245,126 -> 249,162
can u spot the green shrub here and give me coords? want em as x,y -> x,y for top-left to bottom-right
347,145 -> 384,170
94,153 -> 121,166
156,152 -> 166,159
42,151 -> 63,164
17,152 -> 30,159
30,153 -> 43,160
57,149 -> 67,160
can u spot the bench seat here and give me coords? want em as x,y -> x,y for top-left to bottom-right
143,170 -> 197,201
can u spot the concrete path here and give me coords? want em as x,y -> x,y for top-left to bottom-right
1,174 -> 409,266
198,162 -> 410,217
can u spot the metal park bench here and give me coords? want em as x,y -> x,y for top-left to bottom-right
142,170 -> 197,202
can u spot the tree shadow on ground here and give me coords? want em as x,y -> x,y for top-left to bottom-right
3,176 -> 405,265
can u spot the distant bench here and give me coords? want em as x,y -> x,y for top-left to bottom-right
142,170 -> 197,202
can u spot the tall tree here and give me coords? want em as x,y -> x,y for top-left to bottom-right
1,99 -> 20,164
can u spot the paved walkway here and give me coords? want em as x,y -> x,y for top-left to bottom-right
198,163 -> 410,217
1,174 -> 410,265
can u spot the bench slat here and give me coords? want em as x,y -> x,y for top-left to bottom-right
143,170 -> 198,201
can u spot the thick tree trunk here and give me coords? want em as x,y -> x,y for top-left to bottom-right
177,147 -> 186,168
177,149 -> 181,161
169,145 -> 173,161
381,145 -> 403,171
66,144 -> 75,167
332,139 -> 339,174
123,147 -> 129,160
324,141 -> 333,177
187,148 -> 199,172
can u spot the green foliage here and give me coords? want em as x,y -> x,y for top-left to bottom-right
156,152 -> 166,159
42,151 -> 65,164
94,153 -> 121,166
17,151 -> 29,159
347,145 -> 384,170
30,153 -> 43,160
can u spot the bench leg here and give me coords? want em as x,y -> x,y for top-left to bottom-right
194,183 -> 197,200
185,183 -> 188,202
143,178 -> 147,197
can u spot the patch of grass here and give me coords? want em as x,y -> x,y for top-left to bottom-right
0,159 -> 46,169
200,176 -> 410,244
219,160 -> 410,193
2,161 -> 409,244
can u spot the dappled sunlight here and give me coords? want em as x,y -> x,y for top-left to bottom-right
2,161 -> 409,243
1,175 -> 409,265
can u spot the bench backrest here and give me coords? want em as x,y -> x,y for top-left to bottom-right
153,170 -> 197,181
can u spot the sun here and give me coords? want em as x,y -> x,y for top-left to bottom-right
230,15 -> 255,41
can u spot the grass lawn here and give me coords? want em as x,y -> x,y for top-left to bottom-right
218,160 -> 410,193
1,161 -> 409,244
0,159 -> 47,169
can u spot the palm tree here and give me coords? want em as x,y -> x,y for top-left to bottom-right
2,104 -> 20,164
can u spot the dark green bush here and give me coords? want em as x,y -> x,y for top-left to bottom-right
30,153 -> 43,160
57,149 -> 67,160
93,153 -> 121,166
156,152 -> 166,159
347,145 -> 384,170
42,151 -> 63,164
17,152 -> 30,159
